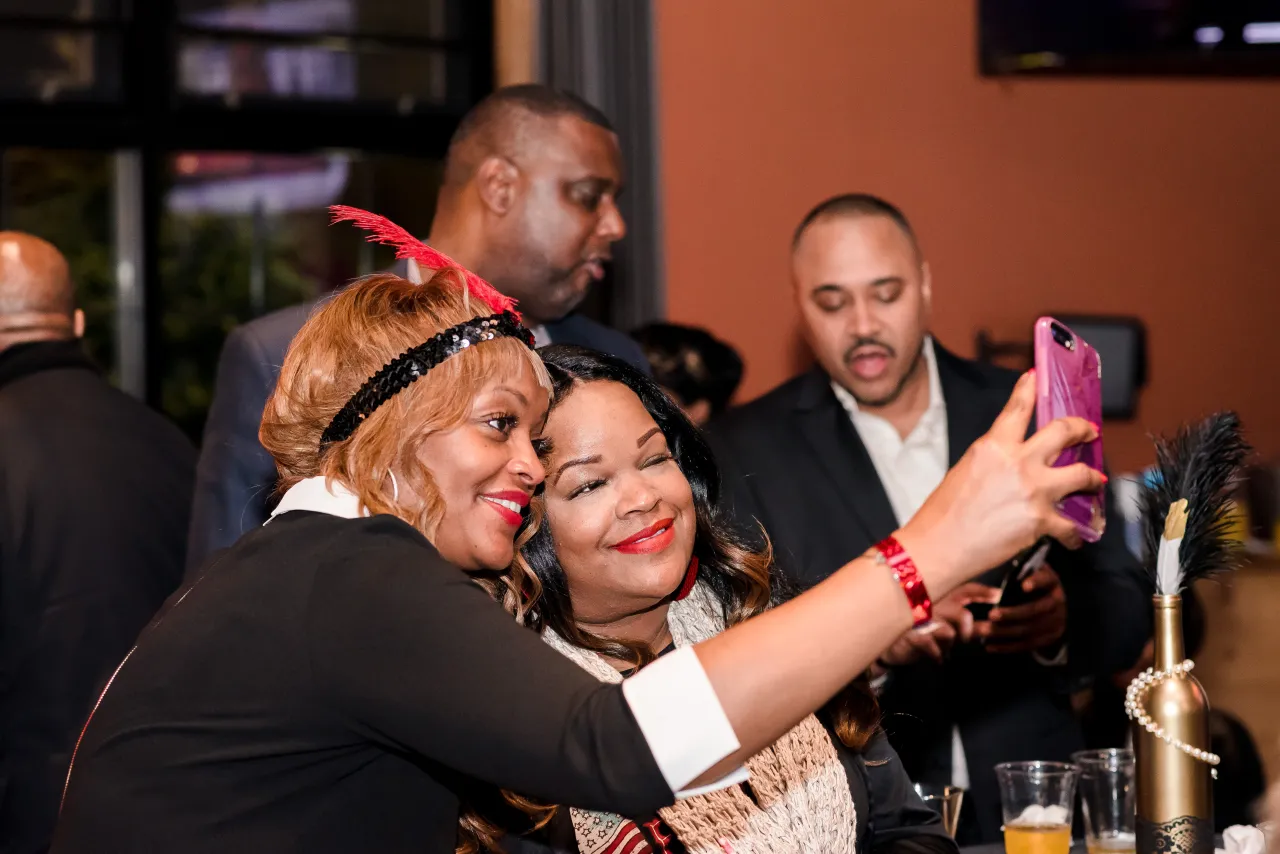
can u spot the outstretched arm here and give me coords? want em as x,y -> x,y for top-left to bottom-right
314,373 -> 1104,813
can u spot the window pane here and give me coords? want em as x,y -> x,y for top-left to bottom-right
177,0 -> 464,39
0,28 -> 121,102
0,148 -> 117,381
0,0 -> 125,18
157,150 -> 442,440
176,38 -> 464,107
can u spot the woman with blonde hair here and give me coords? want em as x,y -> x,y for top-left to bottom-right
55,210 -> 1104,854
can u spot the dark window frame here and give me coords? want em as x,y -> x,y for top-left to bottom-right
0,2 -> 493,415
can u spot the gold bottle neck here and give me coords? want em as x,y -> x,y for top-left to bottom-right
1152,594 -> 1186,670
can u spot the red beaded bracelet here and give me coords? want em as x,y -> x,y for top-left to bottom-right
874,536 -> 933,628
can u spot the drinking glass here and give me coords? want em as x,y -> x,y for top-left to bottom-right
1073,749 -> 1136,854
996,761 -> 1077,854
913,783 -> 965,838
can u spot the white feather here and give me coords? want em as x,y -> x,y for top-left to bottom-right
1156,535 -> 1184,595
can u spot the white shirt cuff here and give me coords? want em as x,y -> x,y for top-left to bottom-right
1032,643 -> 1069,667
621,646 -> 744,796
675,766 -> 751,799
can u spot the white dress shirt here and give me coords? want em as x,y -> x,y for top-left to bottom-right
831,338 -> 973,788
529,323 -> 552,348
831,338 -> 950,530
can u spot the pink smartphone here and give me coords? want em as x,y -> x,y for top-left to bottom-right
1034,316 -> 1105,543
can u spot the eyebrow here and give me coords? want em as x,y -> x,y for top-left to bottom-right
491,385 -> 529,406
811,275 -> 903,295
569,176 -> 621,195
551,428 -> 663,484
552,454 -> 601,484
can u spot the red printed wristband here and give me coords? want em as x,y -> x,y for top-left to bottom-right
874,536 -> 933,628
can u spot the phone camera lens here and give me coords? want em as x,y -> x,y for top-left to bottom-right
1050,322 -> 1075,351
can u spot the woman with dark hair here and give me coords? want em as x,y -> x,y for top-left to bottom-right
630,322 -> 744,425
53,212 -> 1105,854
494,345 -> 957,854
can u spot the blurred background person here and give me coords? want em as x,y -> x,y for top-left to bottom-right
630,322 -> 744,426
0,232 -> 194,853
187,84 -> 648,572
706,194 -> 1149,843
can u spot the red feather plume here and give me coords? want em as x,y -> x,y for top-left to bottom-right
329,205 -> 519,317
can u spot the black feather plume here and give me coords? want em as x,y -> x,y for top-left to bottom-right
1139,411 -> 1251,594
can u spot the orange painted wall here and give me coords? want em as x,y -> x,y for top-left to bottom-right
653,1 -> 1280,472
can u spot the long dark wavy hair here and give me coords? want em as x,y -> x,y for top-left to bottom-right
513,344 -> 774,665
465,345 -> 882,851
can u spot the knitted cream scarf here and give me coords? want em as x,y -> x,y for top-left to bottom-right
541,581 -> 857,854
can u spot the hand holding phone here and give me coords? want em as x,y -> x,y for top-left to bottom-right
995,540 -> 1051,609
1034,317 -> 1106,543
983,559 -> 1068,654
965,538 -> 1050,622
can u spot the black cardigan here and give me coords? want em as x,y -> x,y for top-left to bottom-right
53,512 -> 672,853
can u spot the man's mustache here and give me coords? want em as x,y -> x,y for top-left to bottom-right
843,337 -> 896,364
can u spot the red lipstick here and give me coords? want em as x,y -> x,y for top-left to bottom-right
480,491 -> 529,527
486,491 -> 530,508
612,518 -> 676,555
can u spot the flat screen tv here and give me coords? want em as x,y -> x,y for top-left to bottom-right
980,0 -> 1280,76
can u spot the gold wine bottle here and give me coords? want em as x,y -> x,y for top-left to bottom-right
1134,503 -> 1214,854
1132,415 -> 1250,854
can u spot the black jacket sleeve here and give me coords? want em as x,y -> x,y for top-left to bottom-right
1052,477 -> 1151,685
860,730 -> 959,854
185,323 -> 281,575
305,519 -> 673,818
703,426 -> 814,591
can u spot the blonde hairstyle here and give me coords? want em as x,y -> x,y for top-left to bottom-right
261,271 -> 554,854
260,270 -> 550,542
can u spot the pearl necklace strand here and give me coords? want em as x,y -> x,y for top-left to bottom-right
1124,659 -> 1220,779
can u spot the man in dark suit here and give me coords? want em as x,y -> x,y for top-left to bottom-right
187,85 -> 649,570
0,232 -> 194,853
705,195 -> 1148,844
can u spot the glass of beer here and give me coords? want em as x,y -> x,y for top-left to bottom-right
996,761 -> 1077,854
1072,749 -> 1136,854
913,783 -> 965,838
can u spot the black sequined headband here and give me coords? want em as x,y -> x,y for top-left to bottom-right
320,311 -> 535,447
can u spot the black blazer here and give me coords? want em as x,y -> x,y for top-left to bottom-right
0,340 -> 194,854
53,512 -> 671,853
704,344 -> 1149,844
185,292 -> 651,573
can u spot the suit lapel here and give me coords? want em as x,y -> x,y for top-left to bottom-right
935,344 -> 1017,585
936,345 -> 1001,468
793,370 -> 901,542
544,316 -> 582,349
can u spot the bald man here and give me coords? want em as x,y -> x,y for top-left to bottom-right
186,84 -> 649,572
705,194 -> 1147,844
0,233 -> 194,852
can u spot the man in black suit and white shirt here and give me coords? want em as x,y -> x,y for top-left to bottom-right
187,85 -> 649,571
706,194 -> 1148,844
